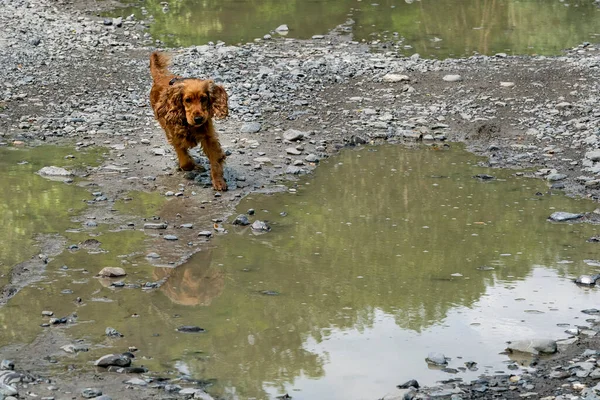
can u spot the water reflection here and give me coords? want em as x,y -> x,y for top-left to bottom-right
285,267 -> 598,400
355,0 -> 600,57
113,0 -> 600,57
190,144 -> 599,398
0,146 -> 102,276
1,144 -> 599,400
154,251 -> 225,306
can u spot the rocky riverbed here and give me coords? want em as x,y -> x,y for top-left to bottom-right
1,0 -> 600,398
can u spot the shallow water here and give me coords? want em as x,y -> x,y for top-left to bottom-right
190,144 -> 600,399
1,144 -> 599,399
0,146 -> 103,284
113,0 -> 600,57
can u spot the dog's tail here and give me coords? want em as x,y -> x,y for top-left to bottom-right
150,51 -> 171,81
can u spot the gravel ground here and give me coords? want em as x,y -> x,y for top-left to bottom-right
1,0 -> 600,398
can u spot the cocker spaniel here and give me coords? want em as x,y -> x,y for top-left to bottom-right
149,51 -> 229,191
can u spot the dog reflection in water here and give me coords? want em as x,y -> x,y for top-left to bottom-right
153,255 -> 224,306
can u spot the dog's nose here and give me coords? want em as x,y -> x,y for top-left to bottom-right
194,116 -> 204,125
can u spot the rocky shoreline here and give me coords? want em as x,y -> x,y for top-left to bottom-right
1,0 -> 600,398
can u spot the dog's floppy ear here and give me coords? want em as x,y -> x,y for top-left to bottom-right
209,81 -> 228,119
156,84 -> 185,125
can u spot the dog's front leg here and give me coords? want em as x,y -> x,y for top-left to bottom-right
167,128 -> 196,171
175,146 -> 196,171
200,134 -> 227,191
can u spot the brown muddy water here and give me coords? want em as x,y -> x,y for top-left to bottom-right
1,144 -> 600,400
112,0 -> 600,58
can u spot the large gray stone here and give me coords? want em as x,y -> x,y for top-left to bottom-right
37,166 -> 72,176
0,360 -> 14,371
194,391 -> 215,400
0,370 -> 29,385
425,352 -> 447,365
286,166 -> 304,175
380,388 -> 415,400
97,267 -> 126,277
283,129 -> 306,141
506,339 -> 557,355
546,173 -> 567,182
125,378 -> 147,386
586,150 -> 600,162
0,382 -> 17,396
144,223 -> 168,229
251,220 -> 270,232
382,74 -> 410,83
240,122 -> 261,133
81,388 -> 102,398
442,74 -> 462,82
94,354 -> 131,368
549,212 -> 584,222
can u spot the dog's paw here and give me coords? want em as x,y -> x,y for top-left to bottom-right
213,179 -> 228,192
179,161 -> 196,171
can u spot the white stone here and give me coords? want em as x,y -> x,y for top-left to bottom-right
97,267 -> 127,277
442,74 -> 462,82
585,150 -> 600,162
38,166 -> 72,176
382,73 -> 409,83
125,378 -> 147,386
0,382 -> 18,396
556,101 -> 572,109
283,129 -> 305,141
425,352 -> 447,365
506,339 -> 557,355
253,157 -> 272,164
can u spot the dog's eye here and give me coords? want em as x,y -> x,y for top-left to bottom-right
200,97 -> 208,103
184,98 -> 192,103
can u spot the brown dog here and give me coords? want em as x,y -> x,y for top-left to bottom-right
149,51 -> 229,191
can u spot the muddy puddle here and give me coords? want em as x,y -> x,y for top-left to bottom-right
2,143 -> 600,399
0,146 -> 103,287
111,0 -> 600,57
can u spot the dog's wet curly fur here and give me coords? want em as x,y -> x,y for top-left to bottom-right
149,51 -> 229,191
